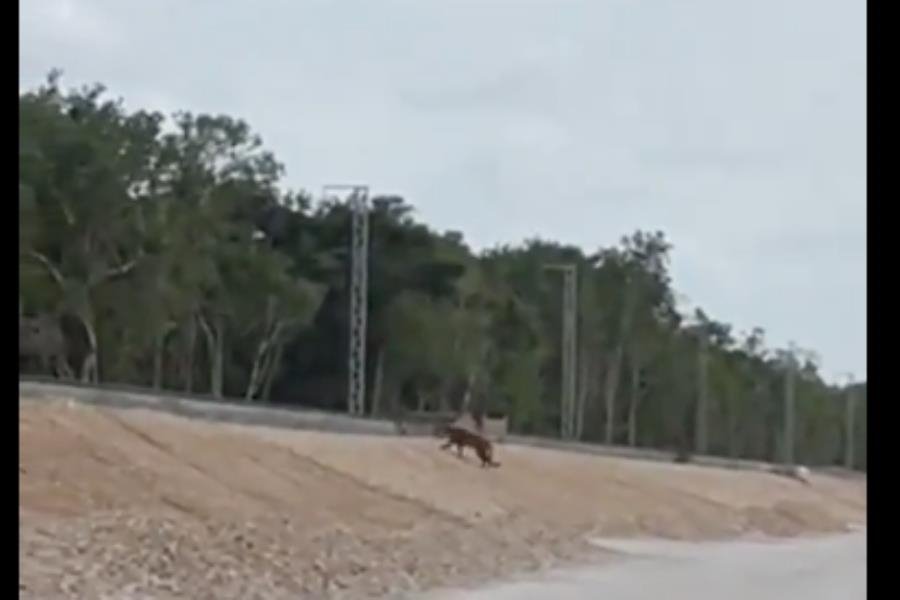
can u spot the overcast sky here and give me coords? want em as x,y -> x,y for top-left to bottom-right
20,0 -> 866,382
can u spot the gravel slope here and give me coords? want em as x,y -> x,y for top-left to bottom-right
19,397 -> 866,598
426,532 -> 867,600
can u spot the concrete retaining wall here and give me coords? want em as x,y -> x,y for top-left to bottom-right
19,379 -> 396,437
19,378 -> 822,477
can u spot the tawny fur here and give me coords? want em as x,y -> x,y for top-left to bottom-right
439,425 -> 501,468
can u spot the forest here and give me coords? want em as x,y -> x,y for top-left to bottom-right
19,73 -> 866,470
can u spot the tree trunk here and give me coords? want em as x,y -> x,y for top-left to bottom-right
77,312 -> 99,384
725,387 -> 742,458
438,380 -> 451,414
604,276 -> 638,446
260,341 -> 284,403
461,339 -> 490,414
246,298 -> 282,401
255,338 -> 278,400
461,370 -> 476,413
246,333 -> 275,400
199,314 -> 224,399
695,337 -> 709,455
603,345 -> 624,445
152,323 -> 175,390
211,316 -> 224,399
53,354 -> 74,380
152,334 -> 165,390
245,343 -> 267,401
183,317 -> 197,394
575,348 -> 592,440
727,398 -> 739,458
628,351 -> 640,447
370,346 -> 386,416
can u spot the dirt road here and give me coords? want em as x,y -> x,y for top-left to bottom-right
19,396 -> 866,598
428,531 -> 866,600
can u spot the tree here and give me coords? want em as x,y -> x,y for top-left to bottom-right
20,74 -> 161,382
18,73 -> 865,470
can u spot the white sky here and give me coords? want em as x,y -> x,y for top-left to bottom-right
20,0 -> 866,382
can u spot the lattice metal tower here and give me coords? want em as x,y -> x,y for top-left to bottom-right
324,185 -> 370,416
546,264 -> 578,439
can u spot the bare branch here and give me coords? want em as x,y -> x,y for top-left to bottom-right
96,243 -> 147,283
25,250 -> 64,287
104,258 -> 140,280
197,313 -> 215,346
59,202 -> 76,226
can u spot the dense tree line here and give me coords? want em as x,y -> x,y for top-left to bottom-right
19,74 -> 866,470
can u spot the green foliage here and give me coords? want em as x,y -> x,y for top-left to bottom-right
18,73 -> 864,469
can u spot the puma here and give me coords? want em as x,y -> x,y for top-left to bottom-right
439,425 -> 501,468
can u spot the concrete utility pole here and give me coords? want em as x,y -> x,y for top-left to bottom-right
783,342 -> 797,467
323,184 -> 370,416
844,373 -> 857,470
545,264 -> 578,439
695,331 -> 709,456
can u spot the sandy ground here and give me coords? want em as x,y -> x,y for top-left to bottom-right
19,397 -> 866,599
